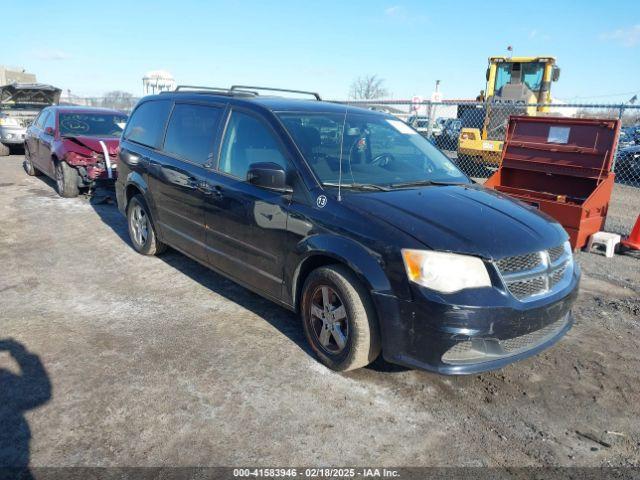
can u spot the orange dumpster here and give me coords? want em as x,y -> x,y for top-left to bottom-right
485,115 -> 621,250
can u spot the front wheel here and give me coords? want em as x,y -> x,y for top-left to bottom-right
127,194 -> 166,256
55,161 -> 80,197
301,265 -> 381,371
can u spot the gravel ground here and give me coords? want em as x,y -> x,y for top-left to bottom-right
0,154 -> 639,468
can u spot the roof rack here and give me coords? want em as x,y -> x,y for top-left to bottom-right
230,85 -> 322,101
165,85 -> 258,97
174,85 -> 230,92
164,85 -> 322,101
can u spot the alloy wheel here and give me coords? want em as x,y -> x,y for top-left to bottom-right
309,285 -> 349,354
55,164 -> 64,192
24,150 -> 35,175
130,204 -> 149,247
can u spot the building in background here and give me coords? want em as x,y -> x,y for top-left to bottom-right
142,70 -> 175,95
0,66 -> 37,85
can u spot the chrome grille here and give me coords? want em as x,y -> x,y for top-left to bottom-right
548,245 -> 565,263
549,265 -> 567,288
494,243 -> 572,302
495,252 -> 541,273
507,277 -> 547,300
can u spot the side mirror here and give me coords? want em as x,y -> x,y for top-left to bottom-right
552,66 -> 561,82
247,162 -> 291,192
44,126 -> 54,136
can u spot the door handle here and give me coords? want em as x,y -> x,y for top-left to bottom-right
191,180 -> 215,195
212,184 -> 223,197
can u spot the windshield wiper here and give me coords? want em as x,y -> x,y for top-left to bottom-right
389,179 -> 468,188
323,182 -> 390,191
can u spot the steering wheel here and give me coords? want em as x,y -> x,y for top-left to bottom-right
370,153 -> 395,167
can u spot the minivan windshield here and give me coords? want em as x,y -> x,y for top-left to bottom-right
59,113 -> 128,137
278,112 -> 469,188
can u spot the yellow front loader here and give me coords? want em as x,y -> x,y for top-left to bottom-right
457,56 -> 560,169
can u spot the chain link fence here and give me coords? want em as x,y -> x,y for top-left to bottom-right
61,95 -> 640,188
333,100 -> 640,189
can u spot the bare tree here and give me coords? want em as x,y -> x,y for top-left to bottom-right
349,75 -> 389,100
101,90 -> 135,111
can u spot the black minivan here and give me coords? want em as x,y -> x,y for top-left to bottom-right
115,86 -> 579,375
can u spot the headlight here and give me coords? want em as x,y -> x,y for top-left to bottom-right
0,117 -> 20,126
401,249 -> 491,293
562,240 -> 574,265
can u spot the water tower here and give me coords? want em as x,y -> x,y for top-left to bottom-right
142,70 -> 176,95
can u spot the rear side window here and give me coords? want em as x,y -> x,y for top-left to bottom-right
35,111 -> 49,129
163,104 -> 223,165
219,111 -> 288,179
44,112 -> 56,131
124,100 -> 171,148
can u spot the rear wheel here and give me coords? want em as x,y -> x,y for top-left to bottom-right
55,160 -> 80,198
23,147 -> 42,176
301,265 -> 381,371
127,194 -> 166,256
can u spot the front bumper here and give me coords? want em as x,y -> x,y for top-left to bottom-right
373,265 -> 580,375
73,161 -> 118,185
0,126 -> 26,144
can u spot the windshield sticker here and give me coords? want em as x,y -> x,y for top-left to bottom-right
116,122 -> 127,129
548,126 -> 570,144
386,119 -> 418,135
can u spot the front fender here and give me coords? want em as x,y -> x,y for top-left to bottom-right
288,234 -> 393,309
51,144 -> 67,162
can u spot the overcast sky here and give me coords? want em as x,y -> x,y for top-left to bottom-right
4,0 -> 639,102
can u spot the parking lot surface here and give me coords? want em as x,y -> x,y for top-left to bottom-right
1,154 -> 639,467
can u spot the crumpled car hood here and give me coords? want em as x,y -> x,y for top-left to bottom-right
62,136 -> 119,156
341,184 -> 568,259
0,83 -> 61,106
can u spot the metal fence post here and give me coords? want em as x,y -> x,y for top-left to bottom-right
611,104 -> 625,172
426,101 -> 436,139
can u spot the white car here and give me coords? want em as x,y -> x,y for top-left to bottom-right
0,83 -> 61,156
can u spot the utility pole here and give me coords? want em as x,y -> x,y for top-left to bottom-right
426,80 -> 441,138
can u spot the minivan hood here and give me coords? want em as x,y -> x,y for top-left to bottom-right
342,185 -> 567,259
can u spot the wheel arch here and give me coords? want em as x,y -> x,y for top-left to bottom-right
122,173 -> 164,241
290,235 -> 393,312
123,172 -> 151,210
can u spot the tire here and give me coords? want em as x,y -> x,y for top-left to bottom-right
23,147 -> 42,176
301,265 -> 381,371
0,143 -> 10,157
127,194 -> 167,256
54,160 -> 80,198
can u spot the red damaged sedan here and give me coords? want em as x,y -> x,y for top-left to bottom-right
24,106 -> 127,197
